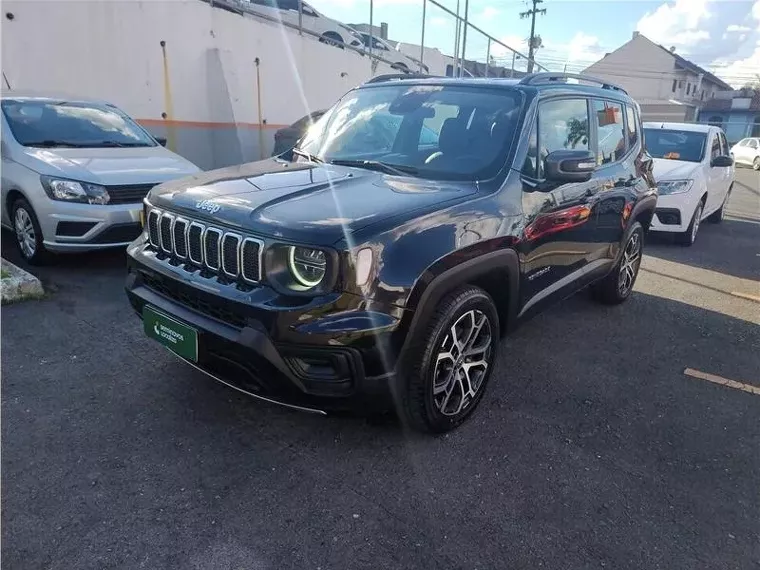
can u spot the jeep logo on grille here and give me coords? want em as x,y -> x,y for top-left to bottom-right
195,199 -> 221,214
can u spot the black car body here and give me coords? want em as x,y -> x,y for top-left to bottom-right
126,73 -> 657,433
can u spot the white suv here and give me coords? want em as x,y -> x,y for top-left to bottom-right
730,137 -> 760,170
643,122 -> 734,246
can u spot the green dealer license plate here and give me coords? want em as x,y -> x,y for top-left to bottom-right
143,305 -> 198,362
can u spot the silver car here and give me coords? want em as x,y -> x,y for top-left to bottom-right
1,92 -> 200,264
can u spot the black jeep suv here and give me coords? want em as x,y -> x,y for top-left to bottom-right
125,73 -> 657,433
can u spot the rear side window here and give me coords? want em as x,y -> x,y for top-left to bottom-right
624,105 -> 638,149
522,98 -> 589,179
593,100 -> 625,165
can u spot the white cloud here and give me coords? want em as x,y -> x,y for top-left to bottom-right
479,6 -> 499,20
636,0 -> 712,48
430,16 -> 447,27
727,24 -> 752,32
713,46 -> 760,88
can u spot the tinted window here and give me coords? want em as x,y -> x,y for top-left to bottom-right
299,84 -> 522,180
539,98 -> 589,152
2,99 -> 156,148
748,139 -> 759,149
625,105 -> 638,149
643,128 -> 707,163
738,139 -> 749,146
593,99 -> 625,164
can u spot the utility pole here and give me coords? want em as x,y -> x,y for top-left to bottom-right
520,0 -> 546,73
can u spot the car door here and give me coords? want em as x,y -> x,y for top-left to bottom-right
747,139 -> 760,165
517,96 -> 608,315
705,131 -> 725,214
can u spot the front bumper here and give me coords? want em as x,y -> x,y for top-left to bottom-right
649,193 -> 698,233
125,242 -> 405,413
38,200 -> 142,252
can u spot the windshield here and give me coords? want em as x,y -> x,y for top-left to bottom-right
643,128 -> 706,163
297,84 -> 522,180
1,99 -> 157,148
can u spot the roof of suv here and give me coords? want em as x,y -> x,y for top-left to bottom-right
643,122 -> 716,133
361,72 -> 634,102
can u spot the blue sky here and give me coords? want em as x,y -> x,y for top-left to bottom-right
310,0 -> 760,86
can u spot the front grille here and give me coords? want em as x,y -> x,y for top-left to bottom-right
146,208 -> 263,282
140,271 -> 247,328
107,184 -> 155,205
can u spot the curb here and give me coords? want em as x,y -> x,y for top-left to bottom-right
1,258 -> 44,304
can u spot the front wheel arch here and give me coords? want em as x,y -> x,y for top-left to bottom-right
399,248 -> 520,363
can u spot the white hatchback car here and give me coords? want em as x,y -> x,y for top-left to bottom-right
1,92 -> 200,264
643,122 -> 734,246
730,137 -> 760,170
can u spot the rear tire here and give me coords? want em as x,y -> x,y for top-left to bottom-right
591,222 -> 643,305
754,157 -> 760,171
677,201 -> 703,246
396,285 -> 499,434
11,197 -> 49,265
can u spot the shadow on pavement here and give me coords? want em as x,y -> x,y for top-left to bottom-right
2,280 -> 759,569
647,217 -> 760,281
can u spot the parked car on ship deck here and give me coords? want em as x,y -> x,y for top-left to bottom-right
1,92 -> 200,264
643,122 -> 734,246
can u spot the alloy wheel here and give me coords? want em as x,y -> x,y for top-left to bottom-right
617,231 -> 641,297
432,309 -> 493,417
14,207 -> 36,259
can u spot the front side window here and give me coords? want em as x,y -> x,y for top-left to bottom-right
748,139 -> 759,149
1,99 -> 156,148
643,128 -> 707,162
593,99 -> 625,164
710,134 -> 721,160
298,84 -> 523,180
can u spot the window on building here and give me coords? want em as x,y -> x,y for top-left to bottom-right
672,79 -> 677,93
701,90 -> 705,100
594,99 -> 625,164
686,83 -> 691,95
678,80 -> 684,88
708,115 -> 723,128
752,116 -> 760,138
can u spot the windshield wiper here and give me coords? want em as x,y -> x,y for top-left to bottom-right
23,140 -> 89,148
91,141 -> 151,148
329,159 -> 418,176
292,147 -> 324,163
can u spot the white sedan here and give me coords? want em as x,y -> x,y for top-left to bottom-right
730,137 -> 760,170
643,122 -> 734,246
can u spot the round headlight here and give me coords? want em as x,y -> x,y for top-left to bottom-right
288,246 -> 327,287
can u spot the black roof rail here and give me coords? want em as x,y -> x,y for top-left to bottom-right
365,73 -> 436,84
519,72 -> 628,95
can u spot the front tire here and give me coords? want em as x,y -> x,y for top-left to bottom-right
677,201 -> 703,246
397,286 -> 499,434
11,197 -> 48,265
591,222 -> 643,305
754,157 -> 760,171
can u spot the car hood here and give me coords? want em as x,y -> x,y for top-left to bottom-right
652,158 -> 702,181
149,158 -> 477,245
20,146 -> 200,185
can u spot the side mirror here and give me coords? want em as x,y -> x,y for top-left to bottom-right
711,155 -> 733,168
544,149 -> 596,183
155,136 -> 168,147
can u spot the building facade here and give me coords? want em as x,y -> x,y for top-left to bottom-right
699,91 -> 760,143
583,32 -> 732,123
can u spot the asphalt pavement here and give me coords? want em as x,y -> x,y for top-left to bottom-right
2,169 -> 759,570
